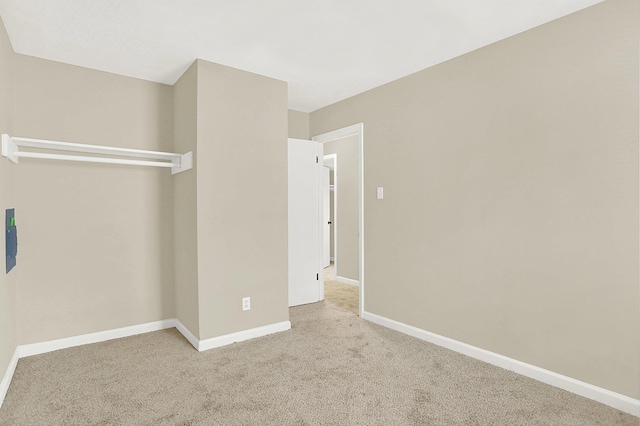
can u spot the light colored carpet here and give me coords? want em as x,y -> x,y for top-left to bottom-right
324,263 -> 359,316
1,299 -> 636,424
324,261 -> 337,281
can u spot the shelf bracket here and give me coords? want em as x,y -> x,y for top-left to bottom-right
1,134 -> 19,164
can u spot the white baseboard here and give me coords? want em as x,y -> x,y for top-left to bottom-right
0,348 -> 19,409
18,319 -> 176,358
198,321 -> 291,352
11,317 -> 290,358
174,319 -> 199,351
362,311 -> 640,417
336,276 -> 359,287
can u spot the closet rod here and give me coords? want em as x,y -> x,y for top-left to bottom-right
1,134 -> 192,175
15,151 -> 175,168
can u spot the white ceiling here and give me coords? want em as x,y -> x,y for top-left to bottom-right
0,0 -> 603,112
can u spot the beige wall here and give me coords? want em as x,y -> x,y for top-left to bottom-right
196,60 -> 289,340
12,55 -> 175,344
324,136 -> 359,281
0,16 -> 17,385
288,109 -> 310,139
173,61 -> 200,337
0,49 -> 290,349
311,0 -> 639,399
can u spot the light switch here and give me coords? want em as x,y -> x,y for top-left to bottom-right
377,187 -> 384,200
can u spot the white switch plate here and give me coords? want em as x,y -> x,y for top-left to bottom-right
377,187 -> 384,199
242,297 -> 251,311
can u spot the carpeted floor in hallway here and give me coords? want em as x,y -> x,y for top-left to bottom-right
324,262 -> 359,315
0,278 -> 635,425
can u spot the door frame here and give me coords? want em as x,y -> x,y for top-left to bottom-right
321,165 -> 331,268
323,154 -> 337,273
312,123 -> 364,317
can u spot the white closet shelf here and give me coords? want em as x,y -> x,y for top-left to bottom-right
1,134 -> 193,175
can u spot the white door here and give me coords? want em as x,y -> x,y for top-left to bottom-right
288,138 -> 322,306
322,166 -> 331,268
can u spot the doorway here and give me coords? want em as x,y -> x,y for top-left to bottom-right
287,124 -> 364,315
312,123 -> 364,317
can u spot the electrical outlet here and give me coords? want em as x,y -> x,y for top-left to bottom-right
242,297 -> 251,311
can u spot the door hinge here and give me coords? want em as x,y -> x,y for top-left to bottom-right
316,156 -> 318,163
317,273 -> 319,280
